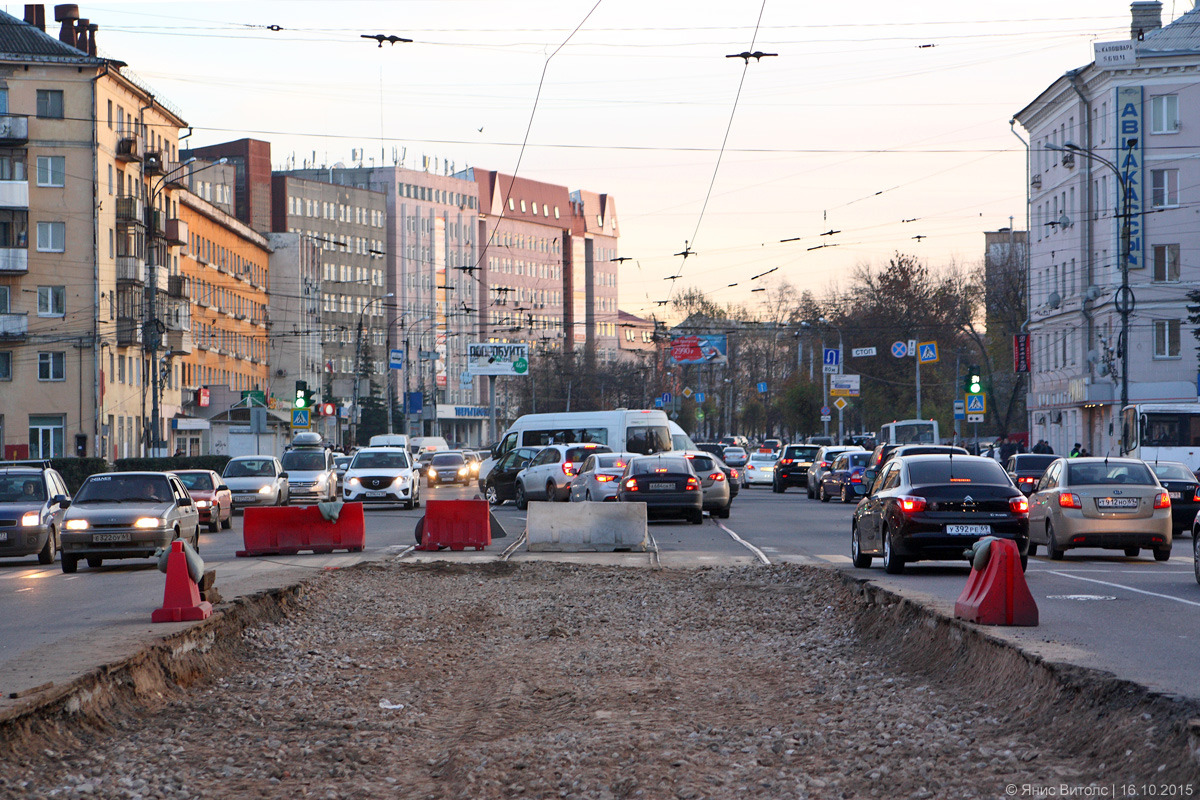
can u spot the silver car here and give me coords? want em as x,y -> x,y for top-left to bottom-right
682,451 -> 732,518
222,456 -> 289,509
60,472 -> 200,573
569,452 -> 636,502
0,463 -> 71,564
280,446 -> 338,504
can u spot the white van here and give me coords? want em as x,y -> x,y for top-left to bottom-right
409,436 -> 449,455
368,434 -> 410,450
668,420 -> 698,452
481,409 -> 672,480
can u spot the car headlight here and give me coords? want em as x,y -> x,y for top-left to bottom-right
65,519 -> 89,530
134,517 -> 163,528
428,469 -> 438,478
258,485 -> 273,494
21,511 -> 40,527
391,475 -> 408,486
349,477 -> 361,486
194,500 -> 210,508
458,467 -> 468,476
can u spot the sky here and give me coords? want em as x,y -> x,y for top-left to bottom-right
22,0 -> 1183,320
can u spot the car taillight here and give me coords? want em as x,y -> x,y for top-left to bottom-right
562,463 -> 576,476
780,458 -> 793,465
1009,496 -> 1029,514
1058,493 -> 1082,509
596,474 -> 616,483
898,495 -> 926,513
623,478 -> 638,491
685,477 -> 700,491
709,472 -> 725,482
1019,476 -> 1036,484
1194,487 -> 1200,502
819,461 -> 830,469
850,475 -> 861,483
747,465 -> 755,470
1154,491 -> 1171,509
730,469 -> 739,479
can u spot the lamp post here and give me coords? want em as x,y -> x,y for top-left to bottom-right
387,313 -> 433,436
351,292 -> 393,446
819,317 -> 844,443
1047,139 -> 1136,452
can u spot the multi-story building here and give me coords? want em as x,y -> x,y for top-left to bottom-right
1015,1 -> 1200,456
185,138 -> 272,234
264,231 -> 322,416
0,5 -> 189,460
568,189 -> 621,363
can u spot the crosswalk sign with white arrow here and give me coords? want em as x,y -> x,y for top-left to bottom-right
966,393 -> 986,413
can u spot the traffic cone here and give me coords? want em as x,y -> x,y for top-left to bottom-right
954,538 -> 1038,626
151,540 -> 214,623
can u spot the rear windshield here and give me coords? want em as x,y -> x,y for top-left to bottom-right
626,426 -> 671,455
724,448 -> 746,456
906,459 -> 1010,486
1013,455 -> 1056,471
896,447 -> 965,457
596,455 -> 629,470
431,454 -> 465,467
351,451 -> 410,470
1151,463 -> 1196,482
783,446 -> 819,460
749,453 -> 776,463
632,458 -> 692,475
282,451 -> 327,471
567,445 -> 611,462
846,452 -> 870,468
0,474 -> 46,501
76,474 -> 173,503
223,459 -> 275,478
688,455 -> 716,471
1068,462 -> 1155,486
175,472 -> 214,491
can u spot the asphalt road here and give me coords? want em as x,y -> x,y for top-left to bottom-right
1,478 -> 1198,707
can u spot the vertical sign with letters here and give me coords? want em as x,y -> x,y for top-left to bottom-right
1117,85 -> 1143,272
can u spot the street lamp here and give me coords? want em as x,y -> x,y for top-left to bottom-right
350,292 -> 393,446
1047,139 -> 1136,452
386,312 -> 433,436
819,317 -> 844,442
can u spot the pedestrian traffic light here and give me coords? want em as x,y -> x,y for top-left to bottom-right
321,402 -> 335,417
294,380 -> 309,409
303,385 -> 317,410
966,367 -> 982,395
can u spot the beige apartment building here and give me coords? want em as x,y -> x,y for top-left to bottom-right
0,6 -> 188,460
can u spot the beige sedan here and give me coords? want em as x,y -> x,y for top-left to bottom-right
1027,457 -> 1172,561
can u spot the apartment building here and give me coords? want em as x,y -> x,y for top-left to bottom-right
264,231 -> 322,411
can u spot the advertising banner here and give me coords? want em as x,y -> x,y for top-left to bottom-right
669,334 -> 727,365
467,343 -> 530,376
1013,334 -> 1031,373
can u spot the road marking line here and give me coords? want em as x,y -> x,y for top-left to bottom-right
816,554 -> 852,564
1043,570 -> 1200,609
15,587 -> 32,592
714,520 -> 770,565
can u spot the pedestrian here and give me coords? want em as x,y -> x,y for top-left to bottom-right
173,446 -> 185,457
1000,437 -> 1017,462
1069,443 -> 1081,458
1079,447 -> 1091,458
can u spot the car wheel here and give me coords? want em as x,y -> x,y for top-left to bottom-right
61,554 -> 77,574
221,512 -> 232,530
208,518 -> 219,533
773,480 -> 783,494
1194,536 -> 1200,585
1048,523 -> 1065,560
1124,547 -> 1140,558
1028,542 -> 1038,557
515,482 -> 528,511
485,484 -> 499,506
690,509 -> 704,525
717,504 -> 731,519
882,528 -> 905,574
547,480 -> 559,502
1154,547 -> 1171,562
37,528 -> 54,565
819,483 -> 830,503
840,485 -> 849,504
807,481 -> 815,499
86,556 -> 103,569
1020,554 -> 1029,571
851,524 -> 872,568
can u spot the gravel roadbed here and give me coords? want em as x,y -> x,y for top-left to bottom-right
1,560 -> 1196,799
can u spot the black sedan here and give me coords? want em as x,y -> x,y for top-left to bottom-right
851,454 -> 1030,574
480,447 -> 540,505
1005,453 -> 1057,496
1150,461 -> 1200,535
617,454 -> 704,524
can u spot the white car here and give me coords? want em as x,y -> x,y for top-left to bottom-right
743,452 -> 778,487
568,452 -> 636,502
515,443 -> 613,508
222,456 -> 289,509
343,447 -> 421,509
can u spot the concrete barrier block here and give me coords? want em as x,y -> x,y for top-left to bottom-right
526,501 -> 648,552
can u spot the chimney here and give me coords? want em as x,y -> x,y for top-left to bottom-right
87,23 -> 97,56
24,5 -> 46,32
53,4 -> 78,47
1131,1 -> 1163,40
74,18 -> 88,52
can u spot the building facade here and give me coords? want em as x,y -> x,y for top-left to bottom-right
185,138 -> 272,234
1015,1 -> 1200,457
264,231 -> 322,412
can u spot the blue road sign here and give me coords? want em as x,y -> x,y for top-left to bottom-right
954,400 -> 965,420
918,341 -> 939,364
820,405 -> 831,416
891,341 -> 908,358
695,392 -> 705,403
662,392 -> 672,404
291,408 -> 310,428
966,393 -> 986,413
823,348 -> 839,366
389,348 -> 405,369
654,398 -> 664,408
757,381 -> 768,393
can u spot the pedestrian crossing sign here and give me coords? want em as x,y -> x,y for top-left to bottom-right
965,393 -> 985,413
918,341 -> 938,364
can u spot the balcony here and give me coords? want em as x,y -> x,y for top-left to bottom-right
116,133 -> 143,163
1062,152 -> 1075,168
116,196 -> 145,225
1030,174 -> 1042,190
144,151 -> 164,175
0,247 -> 27,274
115,256 -> 145,283
0,312 -> 27,339
0,180 -> 28,208
0,114 -> 29,145
166,330 -> 193,355
148,209 -> 165,237
153,266 -> 169,294
162,161 -> 191,189
167,274 -> 188,298
165,218 -> 188,246
116,316 -> 142,346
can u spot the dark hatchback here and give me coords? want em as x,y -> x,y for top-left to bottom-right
851,454 -> 1030,574
617,454 -> 704,524
772,444 -> 820,492
481,447 -> 541,506
1150,461 -> 1200,534
1005,453 -> 1058,496
819,451 -> 872,503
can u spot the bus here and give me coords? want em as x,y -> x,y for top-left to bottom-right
877,419 -> 940,446
1121,403 -> 1200,471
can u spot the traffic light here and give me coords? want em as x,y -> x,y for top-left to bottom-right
321,402 -> 335,417
303,385 -> 317,410
294,380 -> 309,409
966,366 -> 982,395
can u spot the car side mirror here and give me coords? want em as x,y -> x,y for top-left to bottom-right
279,472 -> 289,479
179,496 -> 193,507
863,469 -> 877,487
217,485 -> 230,493
54,495 -> 70,509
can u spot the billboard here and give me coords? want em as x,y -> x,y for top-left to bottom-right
830,374 -> 860,397
466,343 -> 530,376
669,334 -> 727,365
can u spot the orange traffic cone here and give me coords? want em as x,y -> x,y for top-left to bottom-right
151,540 -> 213,623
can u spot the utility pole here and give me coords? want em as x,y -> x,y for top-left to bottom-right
914,340 -> 922,420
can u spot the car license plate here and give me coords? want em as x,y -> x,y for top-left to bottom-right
92,533 -> 130,543
0,532 -> 6,542
649,482 -> 674,491
1097,497 -> 1139,510
366,491 -> 386,498
946,524 -> 990,535
235,494 -> 258,503
1169,492 -> 1182,499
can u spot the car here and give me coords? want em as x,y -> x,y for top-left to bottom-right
426,451 -> 472,487
480,447 -> 541,505
0,461 -> 71,565
569,452 -> 636,503
773,444 -> 820,493
281,440 -> 338,504
681,451 -> 731,518
761,438 -> 783,453
516,443 -> 613,508
173,470 -> 232,532
695,443 -> 726,459
333,455 -> 353,484
851,454 -> 1030,574
343,446 -> 421,508
1028,457 -> 1171,561
60,472 -> 201,573
222,456 -> 289,508
807,445 -> 865,499
1005,453 -> 1058,496
616,453 -> 704,524
1148,461 -> 1199,535
888,444 -> 969,463
718,435 -> 749,450
743,451 -> 778,487
462,450 -> 483,479
368,434 -> 410,450
722,447 -> 749,469
807,436 -> 834,447
819,450 -> 872,503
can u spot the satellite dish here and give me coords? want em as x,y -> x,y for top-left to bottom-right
1059,213 -> 1071,228
1047,291 -> 1062,309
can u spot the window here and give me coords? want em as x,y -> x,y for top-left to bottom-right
36,221 -> 64,252
38,352 -> 64,381
35,90 -> 63,119
1151,94 -> 1179,134
1154,319 -> 1181,358
29,414 -> 64,458
0,351 -> 10,381
36,156 -> 65,187
37,285 -> 64,316
1153,244 -> 1180,282
1151,169 -> 1179,208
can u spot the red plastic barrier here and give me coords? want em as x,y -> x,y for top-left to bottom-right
416,499 -> 491,551
237,503 -> 366,557
954,538 -> 1038,626
152,540 -> 213,623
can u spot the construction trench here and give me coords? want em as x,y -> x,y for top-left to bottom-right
1,560 -> 1198,799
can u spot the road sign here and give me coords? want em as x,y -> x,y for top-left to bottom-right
967,413 -> 984,423
822,348 -> 841,374
389,348 -> 405,369
918,341 -> 939,364
654,398 -> 664,408
756,381 -> 768,393
891,341 -> 907,358
695,392 -> 706,403
829,374 -> 860,397
907,339 -> 917,356
291,408 -> 310,428
820,405 -> 831,416
821,415 -> 832,422
833,397 -> 848,411
662,392 -> 672,404
682,386 -> 693,398
241,389 -> 266,407
966,393 -> 986,413
954,400 -> 965,420
851,347 -> 876,358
